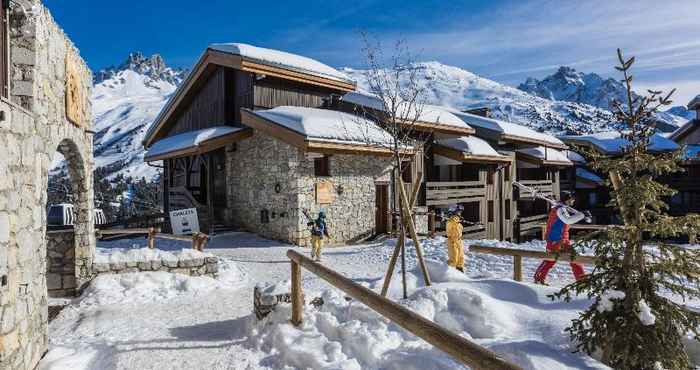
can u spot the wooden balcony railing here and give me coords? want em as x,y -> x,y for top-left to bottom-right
426,181 -> 486,206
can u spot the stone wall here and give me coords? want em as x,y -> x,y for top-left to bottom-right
226,131 -> 392,245
0,2 -> 94,369
92,252 -> 219,278
45,230 -> 76,297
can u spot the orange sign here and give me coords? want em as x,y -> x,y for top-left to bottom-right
316,181 -> 335,204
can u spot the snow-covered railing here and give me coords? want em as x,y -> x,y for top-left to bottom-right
469,244 -> 596,281
286,249 -> 523,370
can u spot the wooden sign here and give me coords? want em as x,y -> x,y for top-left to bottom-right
315,181 -> 335,204
65,55 -> 84,126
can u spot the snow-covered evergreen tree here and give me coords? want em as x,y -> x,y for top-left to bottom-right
553,50 -> 700,370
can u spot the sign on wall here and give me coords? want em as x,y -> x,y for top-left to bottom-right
169,208 -> 200,235
65,55 -> 84,127
315,181 -> 335,204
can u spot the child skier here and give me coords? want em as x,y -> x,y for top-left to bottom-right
308,210 -> 329,262
534,192 -> 587,284
445,206 -> 465,272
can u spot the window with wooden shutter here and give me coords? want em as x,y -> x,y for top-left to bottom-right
314,156 -> 330,177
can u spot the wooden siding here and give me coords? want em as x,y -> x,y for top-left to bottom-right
253,76 -> 332,109
164,68 -> 227,138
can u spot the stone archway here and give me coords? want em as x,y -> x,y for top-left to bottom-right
45,138 -> 95,297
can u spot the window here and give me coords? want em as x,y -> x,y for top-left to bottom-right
401,161 -> 412,183
488,200 -> 494,222
314,156 -> 330,177
504,199 -> 511,220
589,193 -> 598,207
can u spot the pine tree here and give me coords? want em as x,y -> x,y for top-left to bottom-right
552,50 -> 700,370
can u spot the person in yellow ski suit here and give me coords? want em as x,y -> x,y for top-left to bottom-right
446,212 -> 465,272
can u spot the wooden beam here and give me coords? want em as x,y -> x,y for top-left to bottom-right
240,59 -> 355,92
397,119 -> 476,136
469,244 -> 597,265
287,250 -> 522,370
291,259 -> 303,326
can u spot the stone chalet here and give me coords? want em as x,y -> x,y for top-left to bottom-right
143,43 -> 573,245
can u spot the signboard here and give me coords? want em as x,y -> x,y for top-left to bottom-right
169,208 -> 200,235
315,181 -> 335,204
65,55 -> 84,127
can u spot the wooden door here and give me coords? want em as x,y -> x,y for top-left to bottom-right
375,184 -> 389,234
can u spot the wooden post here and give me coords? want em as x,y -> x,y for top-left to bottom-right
147,227 -> 156,249
428,212 -> 435,238
398,179 -> 431,287
381,233 -> 404,297
291,260 -> 303,326
192,232 -> 200,250
513,255 -> 522,282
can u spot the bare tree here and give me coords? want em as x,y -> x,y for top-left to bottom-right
341,32 -> 442,299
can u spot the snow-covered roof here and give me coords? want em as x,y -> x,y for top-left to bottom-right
340,91 -> 472,132
576,167 -> 604,185
566,150 -> 586,164
145,126 -> 245,160
688,95 -> 700,110
250,106 -> 395,147
209,43 -> 353,84
449,110 -> 566,148
516,146 -> 572,165
560,131 -> 679,155
436,136 -> 506,159
670,119 -> 699,142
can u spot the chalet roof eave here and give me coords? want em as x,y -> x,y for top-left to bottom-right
143,48 -> 357,148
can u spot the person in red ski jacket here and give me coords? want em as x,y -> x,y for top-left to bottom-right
534,192 -> 587,284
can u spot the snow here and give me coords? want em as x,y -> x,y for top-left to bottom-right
566,150 -> 586,164
596,290 -> 625,313
576,168 -> 604,185
145,126 -> 243,160
436,136 -> 505,158
517,146 -> 572,164
450,109 -> 566,147
637,299 -> 656,326
210,43 -> 352,83
560,131 -> 680,154
340,91 -> 472,129
42,232 -> 700,370
94,246 -> 213,265
252,106 -> 395,146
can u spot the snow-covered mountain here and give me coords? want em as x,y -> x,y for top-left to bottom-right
344,61 -> 622,135
517,66 -> 687,130
91,52 -> 187,180
85,59 -> 683,183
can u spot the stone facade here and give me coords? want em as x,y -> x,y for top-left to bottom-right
45,230 -> 76,297
0,2 -> 94,369
226,132 -> 392,245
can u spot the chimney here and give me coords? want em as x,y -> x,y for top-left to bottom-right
463,107 -> 491,118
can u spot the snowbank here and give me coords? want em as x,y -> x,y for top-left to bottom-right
92,247 -> 219,277
80,258 -> 246,306
246,260 -> 607,370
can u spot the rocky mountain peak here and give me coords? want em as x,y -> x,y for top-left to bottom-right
94,52 -> 187,86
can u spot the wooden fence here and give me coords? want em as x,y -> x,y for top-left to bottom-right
96,227 -> 209,251
469,244 -> 596,281
426,181 -> 485,206
287,249 -> 522,370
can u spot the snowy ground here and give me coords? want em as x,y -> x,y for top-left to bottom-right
39,233 -> 699,369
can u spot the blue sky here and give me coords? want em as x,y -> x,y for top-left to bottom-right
46,0 -> 700,105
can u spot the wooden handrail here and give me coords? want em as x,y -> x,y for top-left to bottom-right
287,249 -> 522,370
469,244 -> 596,281
96,227 -> 208,251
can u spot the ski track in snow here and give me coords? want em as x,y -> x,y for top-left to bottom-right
40,233 -> 700,369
